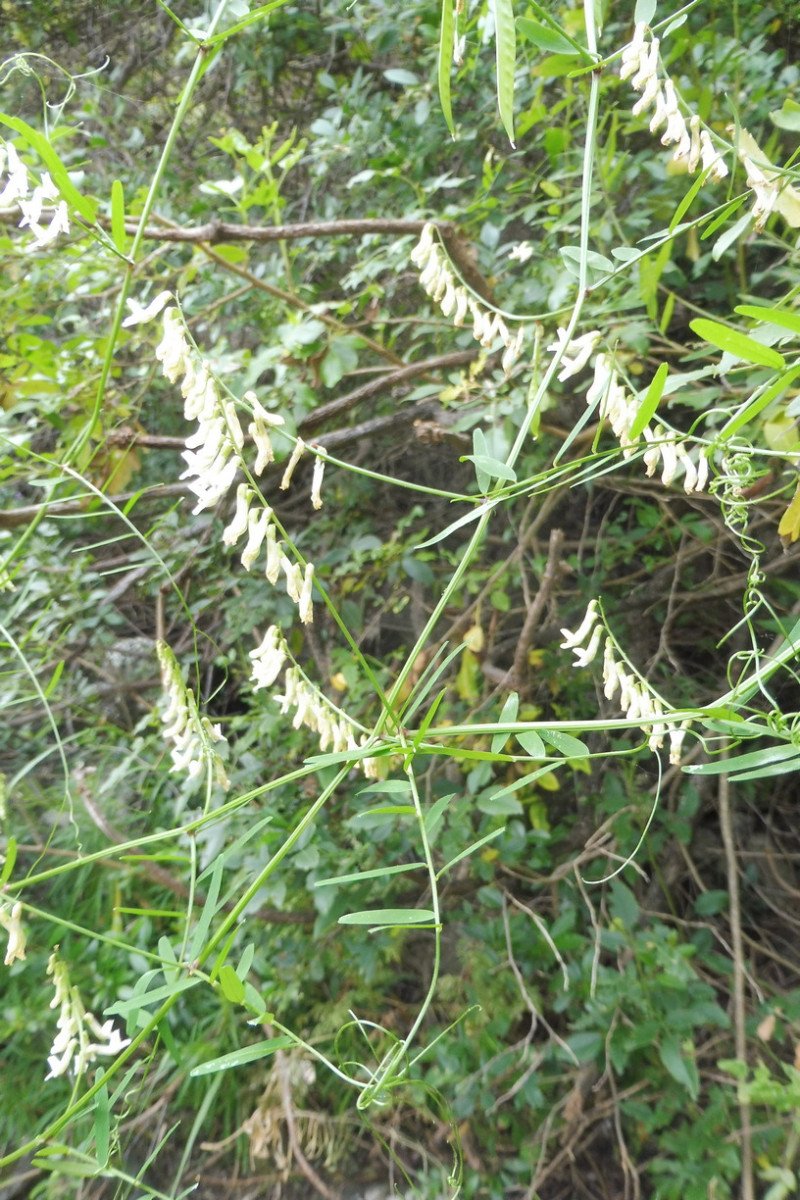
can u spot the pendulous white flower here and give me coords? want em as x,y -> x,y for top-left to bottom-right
250,625 -> 287,690
280,439 -> 306,490
298,563 -> 315,624
122,291 -> 173,328
222,483 -> 253,547
0,901 -> 26,966
240,506 -> 271,571
310,453 -> 325,510
560,599 -> 599,650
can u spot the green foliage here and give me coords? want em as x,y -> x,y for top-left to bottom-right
3,1 -> 800,1197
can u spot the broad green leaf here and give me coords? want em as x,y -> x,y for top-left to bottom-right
438,0 -> 455,137
634,0 -> 657,22
493,0 -> 516,146
415,498 -> 500,549
237,943 -> 255,981
110,179 -> 126,253
463,454 -> 517,484
689,318 -> 786,369
734,305 -> 800,336
339,908 -> 437,926
44,659 -> 64,697
629,362 -> 668,440
711,211 -> 754,261
770,99 -> 800,133
559,246 -> 615,274
424,792 -> 456,841
219,964 -> 246,1004
190,1036 -> 295,1076
491,692 -> 519,753
517,17 -> 577,56
541,729 -> 589,757
515,729 -> 546,757
659,1034 -> 699,1099
315,862 -> 427,887
477,791 -> 524,815
384,68 -> 420,86
731,755 -> 800,782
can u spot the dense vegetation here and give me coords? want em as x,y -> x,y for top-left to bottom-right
3,1 -> 800,1197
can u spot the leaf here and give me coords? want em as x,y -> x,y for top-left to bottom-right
515,729 -> 546,757
110,179 -> 126,253
383,69 -> 420,86
685,744 -> 800,777
463,454 -> 517,483
491,692 -> 519,753
629,362 -> 668,440
541,730 -> 589,758
315,862 -> 427,887
634,0 -> 657,23
190,1036 -> 295,1076
358,779 -> 412,795
438,0 -> 455,137
338,908 -> 437,926
689,318 -> 786,369
770,99 -> 800,133
734,305 -> 800,336
718,365 -> 800,441
437,826 -> 505,876
219,964 -> 246,1004
0,836 -> 16,887
659,1034 -> 699,1099
517,17 -> 577,56
424,792 -> 456,842
559,245 -> 615,275
105,976 -> 199,1018
493,0 -> 516,147
477,792 -> 524,815
44,659 -> 64,697
188,857 -> 224,961
93,1079 -> 109,1169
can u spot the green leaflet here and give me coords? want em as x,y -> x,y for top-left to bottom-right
493,0 -> 516,147
438,0 -> 455,137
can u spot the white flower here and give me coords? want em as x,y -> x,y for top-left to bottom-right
122,291 -> 172,327
509,241 -> 534,263
265,523 -> 283,584
669,723 -> 690,765
280,439 -> 306,490
222,483 -> 253,547
45,952 -> 131,1080
283,559 -> 303,603
250,625 -> 287,690
410,222 -> 436,268
310,454 -> 325,510
700,130 -> 728,181
240,506 -> 270,571
548,328 -> 602,381
572,622 -> 604,668
298,563 -> 315,624
619,22 -> 647,82
157,641 -> 229,789
560,599 -> 599,650
0,141 -> 29,205
0,901 -> 26,966
156,307 -> 193,384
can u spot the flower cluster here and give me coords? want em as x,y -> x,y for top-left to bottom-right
410,223 -> 524,376
124,297 -> 321,624
550,331 -> 709,493
619,24 -> 728,181
45,951 -> 131,1080
157,640 -> 229,789
223,482 -> 315,624
0,900 -> 26,966
276,666 -> 387,778
0,140 -> 71,249
560,600 -> 690,763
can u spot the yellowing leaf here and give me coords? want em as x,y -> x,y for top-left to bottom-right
456,647 -> 482,701
736,127 -> 800,227
778,480 -> 800,546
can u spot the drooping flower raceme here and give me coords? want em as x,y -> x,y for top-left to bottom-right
157,641 -> 229,789
45,951 -> 131,1080
560,601 -> 690,764
619,23 -> 728,182
549,332 -> 709,493
411,223 -> 525,376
